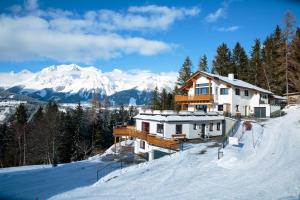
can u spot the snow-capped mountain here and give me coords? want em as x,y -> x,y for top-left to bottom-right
0,64 -> 177,105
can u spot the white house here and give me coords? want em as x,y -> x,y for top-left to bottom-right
175,71 -> 283,118
132,110 -> 224,159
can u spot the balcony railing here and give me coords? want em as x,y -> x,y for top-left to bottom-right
175,94 -> 214,102
113,126 -> 180,151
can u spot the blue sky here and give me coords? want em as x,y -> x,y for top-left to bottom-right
0,0 -> 299,73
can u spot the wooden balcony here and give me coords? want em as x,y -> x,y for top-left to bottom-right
113,126 -> 180,150
175,95 -> 213,103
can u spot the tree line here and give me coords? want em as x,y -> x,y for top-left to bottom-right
150,12 -> 300,110
0,102 -> 137,168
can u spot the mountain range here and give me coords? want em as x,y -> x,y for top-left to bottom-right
0,64 -> 177,105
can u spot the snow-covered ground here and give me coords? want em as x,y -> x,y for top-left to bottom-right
1,106 -> 300,200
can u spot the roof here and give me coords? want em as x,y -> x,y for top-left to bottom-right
186,71 -> 273,94
134,112 -> 224,122
272,95 -> 286,100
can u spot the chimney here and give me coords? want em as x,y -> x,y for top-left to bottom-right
228,73 -> 234,80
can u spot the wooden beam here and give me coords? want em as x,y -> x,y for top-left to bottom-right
193,79 -> 196,96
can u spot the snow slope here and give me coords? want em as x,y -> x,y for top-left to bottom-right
1,106 -> 300,200
0,64 -> 177,96
51,106 -> 300,200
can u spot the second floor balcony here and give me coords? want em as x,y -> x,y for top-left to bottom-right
175,94 -> 214,103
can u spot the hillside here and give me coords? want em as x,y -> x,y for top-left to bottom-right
1,106 -> 300,200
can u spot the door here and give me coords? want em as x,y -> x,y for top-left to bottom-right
201,124 -> 206,138
142,122 -> 150,133
254,107 -> 266,118
245,106 -> 247,116
176,124 -> 182,134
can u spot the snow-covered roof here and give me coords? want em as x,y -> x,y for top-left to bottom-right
272,95 -> 286,100
134,112 -> 224,122
191,71 -> 273,94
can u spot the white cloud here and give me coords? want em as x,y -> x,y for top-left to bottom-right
0,1 -> 200,63
216,26 -> 239,32
205,8 -> 225,23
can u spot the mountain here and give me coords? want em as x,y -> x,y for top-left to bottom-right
0,64 -> 177,105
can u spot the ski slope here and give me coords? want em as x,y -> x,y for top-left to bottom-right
1,106 -> 300,200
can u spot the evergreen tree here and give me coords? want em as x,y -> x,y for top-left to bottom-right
167,92 -> 174,110
27,106 -> 47,164
0,123 -> 8,167
13,104 -> 28,165
212,43 -> 232,76
232,42 -> 249,81
151,86 -> 161,110
176,57 -> 192,93
250,39 -> 263,86
272,26 -> 286,95
160,88 -> 168,110
198,54 -> 208,72
289,28 -> 300,92
261,35 -> 274,91
72,102 -> 84,160
283,11 -> 296,98
57,112 -> 74,163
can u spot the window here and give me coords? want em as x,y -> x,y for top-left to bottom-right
195,87 -> 212,95
157,124 -> 164,134
261,94 -> 268,99
209,123 -> 213,131
236,105 -> 239,112
140,140 -> 145,149
217,122 -> 220,131
176,124 -> 182,134
235,88 -> 240,95
193,124 -> 197,130
218,105 -> 224,111
244,90 -> 249,96
195,83 -> 212,95
220,88 -> 229,95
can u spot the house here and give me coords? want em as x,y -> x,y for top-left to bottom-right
112,71 -> 283,160
175,71 -> 283,118
113,110 -> 225,160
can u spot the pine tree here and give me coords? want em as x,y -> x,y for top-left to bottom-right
177,57 -> 192,92
250,39 -> 263,86
13,103 -> 28,165
160,88 -> 168,110
57,112 -> 74,163
0,123 -> 8,167
232,42 -> 249,81
198,54 -> 208,72
289,28 -> 300,92
72,102 -> 84,160
212,43 -> 232,76
27,106 -> 47,164
272,26 -> 286,95
283,11 -> 296,99
262,35 -> 274,91
151,86 -> 161,110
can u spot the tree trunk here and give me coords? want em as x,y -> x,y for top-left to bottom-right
23,126 -> 26,165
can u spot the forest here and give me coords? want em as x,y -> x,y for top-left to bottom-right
0,101 -> 137,167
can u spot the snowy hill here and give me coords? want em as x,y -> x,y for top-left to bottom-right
0,64 -> 177,104
1,106 -> 300,200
